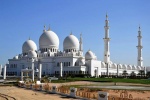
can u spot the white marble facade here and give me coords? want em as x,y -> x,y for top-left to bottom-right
5,15 -> 146,77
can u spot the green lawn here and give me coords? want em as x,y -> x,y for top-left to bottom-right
51,77 -> 150,84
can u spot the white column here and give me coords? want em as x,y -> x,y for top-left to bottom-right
3,65 -> 6,80
106,63 -> 109,76
98,66 -> 101,77
103,14 -> 110,63
31,59 -> 34,81
117,64 -> 119,76
136,26 -> 143,66
0,65 -> 2,76
144,66 -> 146,76
38,63 -> 42,81
60,62 -> 63,77
21,71 -> 23,81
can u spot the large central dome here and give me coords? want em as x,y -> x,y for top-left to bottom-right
39,30 -> 59,49
63,34 -> 79,50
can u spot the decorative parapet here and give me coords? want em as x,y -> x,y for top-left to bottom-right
40,84 -> 43,91
70,87 -> 77,97
52,86 -> 57,93
98,91 -> 109,100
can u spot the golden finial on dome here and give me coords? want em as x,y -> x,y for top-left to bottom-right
70,31 -> 72,35
43,25 -> 46,32
48,24 -> 50,31
44,25 -> 46,29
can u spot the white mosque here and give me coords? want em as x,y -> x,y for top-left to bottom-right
2,14 -> 146,78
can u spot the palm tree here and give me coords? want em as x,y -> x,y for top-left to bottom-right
130,71 -> 136,78
122,70 -> 128,78
138,70 -> 145,77
79,70 -> 82,74
146,71 -> 150,77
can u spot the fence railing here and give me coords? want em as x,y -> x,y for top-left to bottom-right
18,82 -> 146,100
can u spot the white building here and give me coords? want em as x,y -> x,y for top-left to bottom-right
5,15 -> 146,77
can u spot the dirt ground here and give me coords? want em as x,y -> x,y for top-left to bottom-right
0,81 -> 150,100
0,86 -> 78,100
108,90 -> 150,100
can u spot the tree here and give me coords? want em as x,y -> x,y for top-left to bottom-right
130,71 -> 136,78
138,70 -> 145,77
146,71 -> 150,77
79,70 -> 82,74
122,70 -> 128,78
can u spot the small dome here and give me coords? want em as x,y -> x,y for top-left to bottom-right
122,64 -> 127,69
127,65 -> 132,70
137,66 -> 141,70
22,39 -> 37,53
85,50 -> 96,60
109,61 -> 113,65
101,62 -> 106,68
118,64 -> 122,69
13,55 -> 18,60
132,65 -> 137,70
112,63 -> 117,69
39,30 -> 59,49
28,50 -> 37,58
79,60 -> 85,66
78,58 -> 85,66
141,66 -> 144,70
63,34 -> 79,50
75,58 -> 85,66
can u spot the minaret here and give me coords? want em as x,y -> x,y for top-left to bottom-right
0,65 -> 2,76
136,26 -> 143,66
79,33 -> 83,51
79,33 -> 83,56
48,24 -> 50,31
3,65 -> 6,80
103,14 -> 110,63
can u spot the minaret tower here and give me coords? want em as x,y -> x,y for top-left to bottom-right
103,14 -> 110,63
79,33 -> 83,51
136,26 -> 143,66
79,33 -> 83,56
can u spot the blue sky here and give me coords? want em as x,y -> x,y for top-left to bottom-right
0,0 -> 150,66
